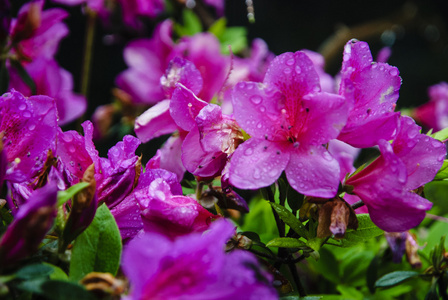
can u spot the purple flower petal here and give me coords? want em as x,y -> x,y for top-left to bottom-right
169,84 -> 208,131
135,99 -> 178,143
229,138 -> 290,190
285,145 -> 340,198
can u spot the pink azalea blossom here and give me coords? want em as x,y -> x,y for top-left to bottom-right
135,177 -> 218,239
345,116 -> 445,231
414,82 -> 448,131
0,90 -> 57,183
337,39 -> 401,148
9,57 -> 86,125
229,51 -> 349,198
10,0 -> 69,62
0,182 -> 57,267
122,219 -> 277,300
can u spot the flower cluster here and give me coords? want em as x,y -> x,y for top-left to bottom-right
1,1 -> 447,299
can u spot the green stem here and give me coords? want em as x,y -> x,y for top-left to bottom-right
288,262 -> 306,297
79,9 -> 97,122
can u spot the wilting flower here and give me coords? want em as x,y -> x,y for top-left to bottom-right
229,51 -> 349,197
0,182 -> 57,268
337,39 -> 401,148
345,116 -> 445,231
122,219 -> 277,300
413,82 -> 448,131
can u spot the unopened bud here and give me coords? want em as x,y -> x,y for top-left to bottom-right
405,232 -> 422,268
73,164 -> 96,213
11,0 -> 42,43
317,197 -> 358,239
80,272 -> 126,298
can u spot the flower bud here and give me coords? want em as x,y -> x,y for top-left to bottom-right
0,182 -> 57,268
11,0 -> 42,43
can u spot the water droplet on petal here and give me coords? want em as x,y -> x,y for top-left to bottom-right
295,66 -> 301,74
244,148 -> 254,156
389,68 -> 398,76
259,106 -> 266,112
250,95 -> 262,104
286,58 -> 295,66
23,111 -> 31,118
28,124 -> 36,131
283,67 -> 292,74
253,169 -> 261,179
256,122 -> 262,129
18,103 -> 27,111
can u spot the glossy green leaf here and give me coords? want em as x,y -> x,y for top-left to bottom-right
43,263 -> 68,281
266,237 -> 307,248
375,271 -> 420,288
430,127 -> 448,142
69,204 -> 122,281
433,160 -> 448,180
16,264 -> 54,280
219,27 -> 248,54
328,214 -> 383,247
270,202 -> 309,239
286,185 -> 303,213
57,182 -> 90,206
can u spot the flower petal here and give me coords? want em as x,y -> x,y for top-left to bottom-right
285,145 -> 340,198
229,138 -> 289,189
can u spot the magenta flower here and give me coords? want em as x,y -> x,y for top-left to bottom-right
182,103 -> 242,178
122,219 -> 277,300
147,134 -> 186,181
414,82 -> 448,131
9,57 -> 86,125
229,51 -> 349,197
0,90 -> 58,183
96,135 -> 141,209
110,168 -> 182,241
0,182 -> 57,268
135,177 -> 218,240
337,39 -> 401,148
10,0 -> 69,62
345,116 -> 445,231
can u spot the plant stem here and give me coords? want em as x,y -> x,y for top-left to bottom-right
79,8 -> 96,122
351,200 -> 365,210
288,262 -> 306,297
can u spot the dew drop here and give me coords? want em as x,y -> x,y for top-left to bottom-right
295,66 -> 302,74
389,68 -> 398,76
18,103 -> 27,111
237,82 -> 246,88
283,67 -> 292,74
244,148 -> 254,156
286,58 -> 295,66
23,111 -> 31,118
28,123 -> 36,131
259,106 -> 266,112
250,95 -> 262,104
253,169 -> 261,179
256,122 -> 262,129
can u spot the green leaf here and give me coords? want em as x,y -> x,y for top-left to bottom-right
270,202 -> 309,239
429,127 -> 448,142
266,237 -> 307,248
19,280 -> 95,300
57,182 -> 90,206
69,204 -> 122,281
240,195 -> 277,243
329,214 -> 383,247
43,263 -> 68,281
174,9 -> 202,37
433,160 -> 448,181
208,18 -> 227,37
219,27 -> 248,54
286,185 -> 303,213
9,59 -> 36,95
375,271 -> 420,288
336,285 -> 364,300
16,264 -> 54,280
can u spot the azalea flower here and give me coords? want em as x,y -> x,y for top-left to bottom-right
229,51 -> 349,198
122,219 -> 277,300
345,116 -> 445,231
